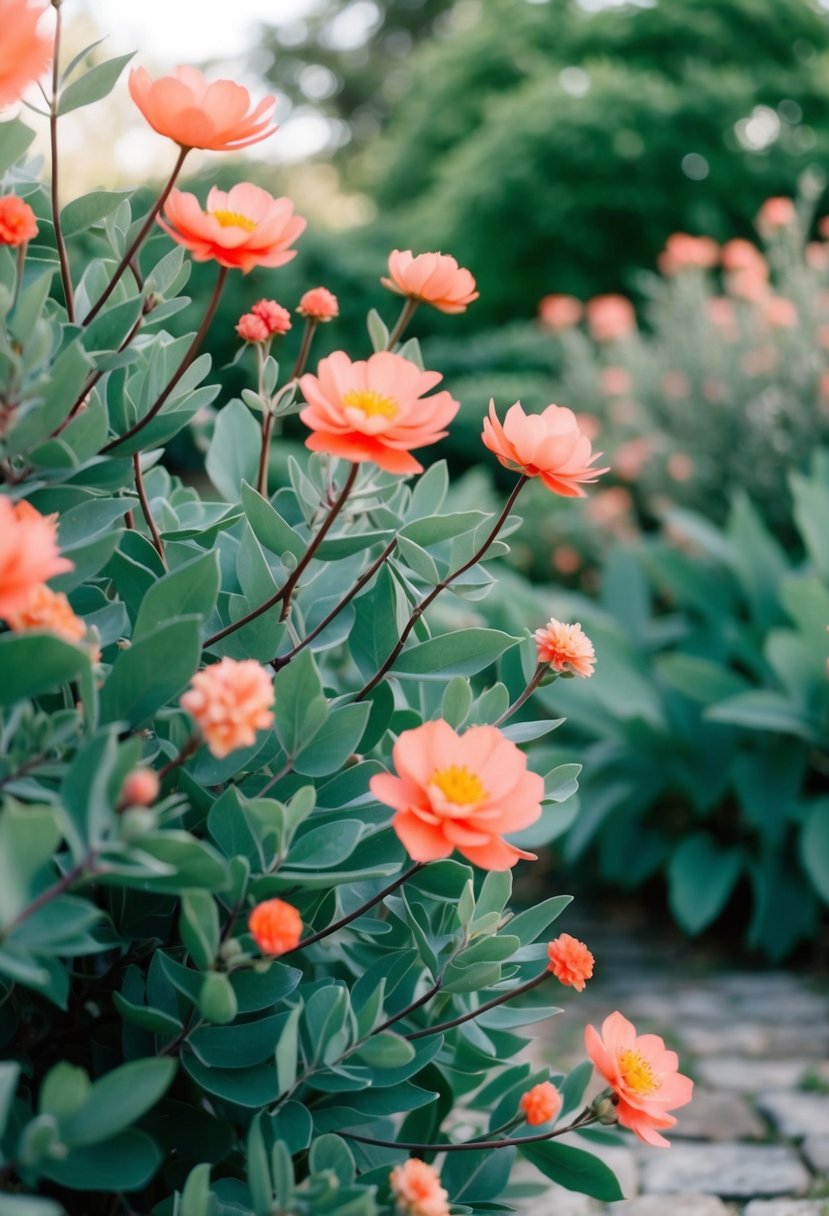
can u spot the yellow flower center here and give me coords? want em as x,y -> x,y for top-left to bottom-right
430,765 -> 487,806
619,1049 -> 660,1095
209,209 -> 257,231
342,389 -> 399,419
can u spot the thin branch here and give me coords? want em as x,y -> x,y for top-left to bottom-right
291,316 -> 317,380
282,862 -> 424,955
342,1110 -> 597,1153
492,664 -> 546,728
386,298 -> 418,349
132,453 -> 166,566
406,968 -> 550,1040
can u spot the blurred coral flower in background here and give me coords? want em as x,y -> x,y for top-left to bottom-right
300,350 -> 459,474
128,65 -> 278,151
585,294 -> 636,342
0,500 -> 72,618
159,184 -> 306,273
382,249 -> 479,314
0,195 -> 38,246
248,899 -> 303,956
658,232 -> 719,274
389,1158 -> 450,1216
0,0 -> 52,109
181,658 -> 275,758
539,293 -> 583,331
482,401 -> 609,496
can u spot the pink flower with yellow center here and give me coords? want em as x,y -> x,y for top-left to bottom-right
389,1158 -> 450,1216
0,499 -> 72,619
0,0 -> 52,109
0,195 -> 38,246
370,720 -> 543,871
382,249 -> 478,314
547,933 -> 594,990
299,350 -> 459,475
180,658 -> 274,758
159,183 -> 305,274
128,65 -> 277,151
519,1081 -> 563,1126
585,1011 -> 693,1147
482,401 -> 608,498
534,619 -> 595,678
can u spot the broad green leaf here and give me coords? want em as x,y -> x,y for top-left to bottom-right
133,550 -> 221,639
59,1058 -> 176,1147
392,629 -> 518,680
668,833 -> 743,934
519,1140 -> 624,1202
59,52 -> 135,114
0,633 -> 91,707
99,617 -> 201,727
801,799 -> 829,903
206,399 -> 262,502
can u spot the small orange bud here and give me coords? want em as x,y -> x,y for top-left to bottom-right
297,286 -> 339,321
519,1080 -> 563,1126
120,768 -> 160,807
248,899 -> 302,956
547,933 -> 594,991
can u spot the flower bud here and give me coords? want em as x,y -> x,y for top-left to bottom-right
591,1090 -> 620,1126
236,313 -> 269,344
120,768 -> 160,807
120,807 -> 156,840
297,286 -> 339,321
198,971 -> 238,1025
251,298 -> 291,335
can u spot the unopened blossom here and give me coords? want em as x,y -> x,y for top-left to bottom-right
547,933 -> 595,989
382,249 -> 478,314
599,366 -> 632,397
585,1011 -> 693,1147
236,313 -> 269,343
0,195 -> 38,246
614,436 -> 652,482
370,720 -> 543,871
482,401 -> 608,497
3,583 -> 86,647
763,296 -> 798,329
297,286 -> 339,321
300,350 -> 459,475
552,544 -> 583,575
658,233 -> 719,274
389,1158 -> 450,1216
539,293 -> 582,331
534,620 -> 595,678
120,769 -> 161,807
758,196 -> 796,231
128,65 -> 277,151
252,298 -> 291,335
520,1081 -> 563,1126
180,658 -> 274,758
159,183 -> 306,273
248,899 -> 302,956
0,499 -> 72,618
667,453 -> 694,482
0,0 -> 52,109
720,238 -> 766,273
585,295 -> 636,342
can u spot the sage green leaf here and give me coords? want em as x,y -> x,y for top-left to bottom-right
392,629 -> 518,680
99,617 -> 201,727
59,52 -> 135,114
519,1140 -> 624,1202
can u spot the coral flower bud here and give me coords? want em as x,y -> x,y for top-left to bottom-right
0,0 -> 52,110
519,1081 -> 563,1126
482,401 -> 609,497
236,313 -> 269,343
658,233 -> 719,274
248,898 -> 302,956
382,249 -> 478,314
159,183 -> 306,274
585,295 -> 636,342
297,286 -> 339,321
389,1158 -> 450,1216
128,65 -> 277,151
120,768 -> 161,807
3,583 -> 86,647
0,500 -> 72,619
547,933 -> 595,990
721,238 -> 766,273
180,658 -> 274,758
758,196 -> 796,230
251,298 -> 292,335
538,294 -> 582,331
534,619 -> 596,678
0,195 -> 38,246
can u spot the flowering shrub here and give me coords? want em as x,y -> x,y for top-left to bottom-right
0,9 -> 693,1214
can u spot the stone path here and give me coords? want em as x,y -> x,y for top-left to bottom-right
518,912 -> 829,1215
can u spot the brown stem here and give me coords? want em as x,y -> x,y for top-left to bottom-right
282,862 -> 424,955
157,734 -> 200,781
386,298 -> 418,349
101,265 -> 227,454
272,537 -> 396,671
492,664 -> 546,728
256,757 -> 294,799
354,476 -> 528,700
257,411 -> 275,497
132,453 -> 166,566
406,968 -> 550,1041
372,978 -> 442,1036
54,313 -> 144,438
83,146 -> 189,326
342,1110 -> 596,1153
124,509 -> 136,530
291,317 -> 317,380
49,5 -> 74,321
3,853 -> 96,938
204,462 -> 359,648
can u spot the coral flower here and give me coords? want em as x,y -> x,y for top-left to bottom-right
763,296 -> 798,328
236,313 -> 269,343
599,366 -> 632,397
519,1081 -> 563,1126
128,65 -> 277,151
0,499 -> 72,618
251,298 -> 291,335
547,933 -> 595,990
159,184 -> 306,274
585,1012 -> 693,1147
658,233 -> 719,274
758,196 -> 796,231
299,350 -> 459,475
585,295 -> 636,343
534,620 -> 595,678
0,195 -> 38,246
3,582 -> 86,645
120,769 -> 161,808
382,249 -> 478,314
389,1158 -> 450,1216
370,720 -> 543,871
297,286 -> 339,321
482,401 -> 609,497
180,658 -> 274,758
539,294 -> 582,331
721,238 -> 766,273
248,899 -> 302,956
0,0 -> 52,109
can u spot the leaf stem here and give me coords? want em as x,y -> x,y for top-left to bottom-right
492,664 -> 546,728
282,862 -> 424,955
49,4 -> 74,321
386,298 -> 418,349
132,452 -> 166,566
2,851 -> 97,939
291,316 -> 317,380
405,968 -> 550,1040
341,1109 -> 597,1153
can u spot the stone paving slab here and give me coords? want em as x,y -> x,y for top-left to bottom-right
639,1144 -> 811,1198
609,1197 -> 734,1216
695,1058 -> 818,1094
742,1203 -> 829,1216
802,1134 -> 829,1174
674,1088 -> 766,1140
756,1092 -> 829,1140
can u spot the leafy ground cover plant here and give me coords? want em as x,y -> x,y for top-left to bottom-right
0,3 -> 695,1212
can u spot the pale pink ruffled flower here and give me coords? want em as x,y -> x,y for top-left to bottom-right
129,65 -> 277,151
